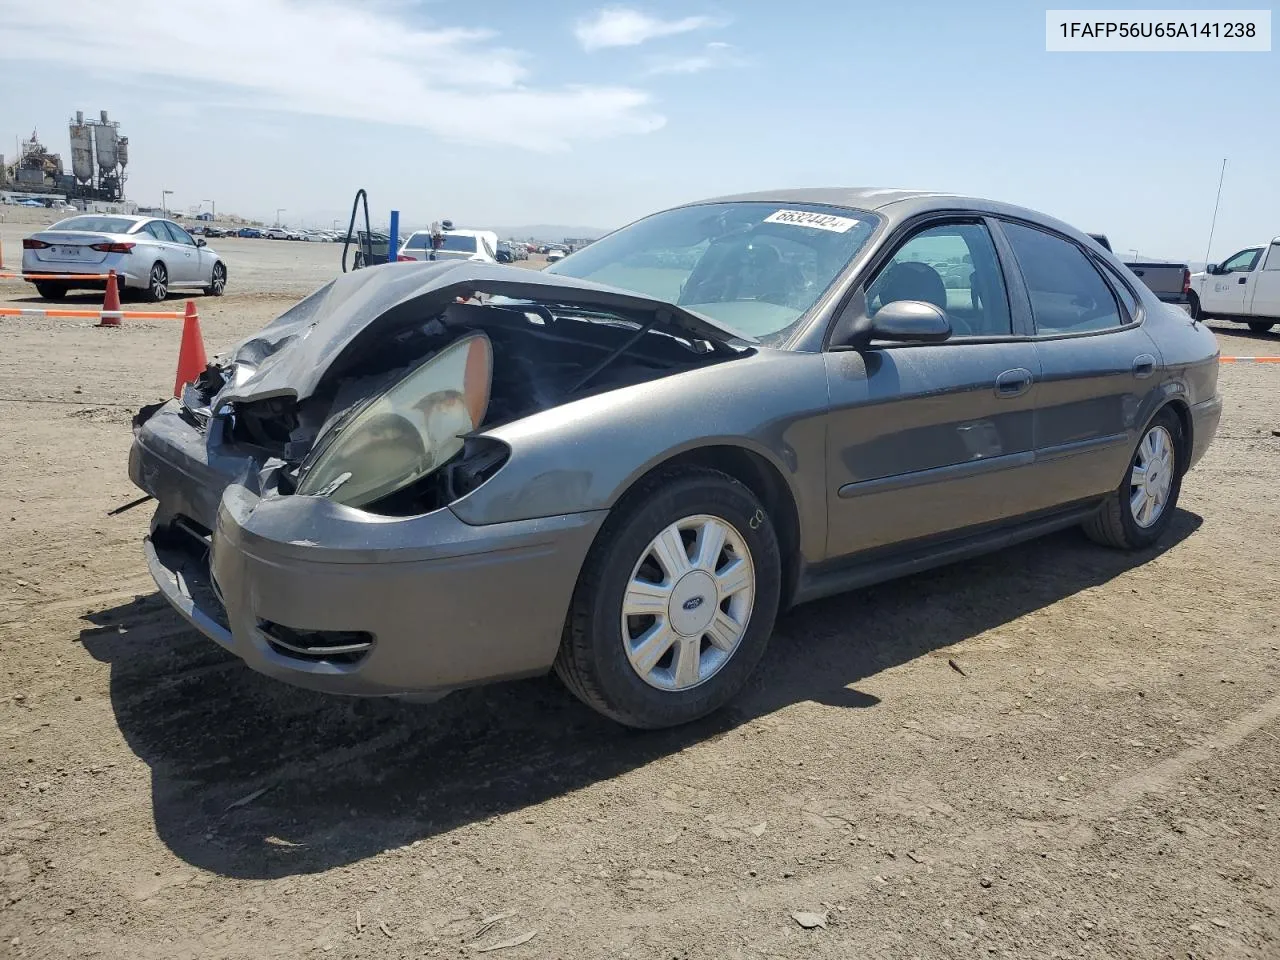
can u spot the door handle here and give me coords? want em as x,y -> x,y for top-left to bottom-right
994,367 -> 1033,398
1238,276 -> 1248,284
1132,354 -> 1156,378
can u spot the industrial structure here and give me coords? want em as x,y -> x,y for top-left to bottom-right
1,110 -> 128,202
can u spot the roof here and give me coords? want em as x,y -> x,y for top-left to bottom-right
696,187 -> 945,211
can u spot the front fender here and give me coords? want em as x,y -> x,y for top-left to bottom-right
448,349 -> 831,558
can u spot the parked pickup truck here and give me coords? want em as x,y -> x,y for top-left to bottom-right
1188,239 -> 1280,333
1088,234 -> 1190,306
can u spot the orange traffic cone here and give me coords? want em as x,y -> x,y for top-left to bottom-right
173,301 -> 208,397
98,270 -> 122,327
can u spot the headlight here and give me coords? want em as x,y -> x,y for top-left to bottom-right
296,332 -> 492,508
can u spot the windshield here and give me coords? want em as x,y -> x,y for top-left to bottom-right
404,232 -> 478,253
49,216 -> 136,234
544,201 -> 879,339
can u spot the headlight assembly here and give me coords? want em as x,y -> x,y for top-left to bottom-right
296,332 -> 492,508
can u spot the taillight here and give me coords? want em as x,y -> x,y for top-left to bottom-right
397,254 -> 415,261
1182,268 -> 1190,294
22,238 -> 49,250
90,242 -> 135,253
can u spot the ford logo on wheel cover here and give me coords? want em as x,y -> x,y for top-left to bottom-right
682,596 -> 705,611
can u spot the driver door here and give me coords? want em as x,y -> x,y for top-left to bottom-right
824,219 -> 1043,558
159,221 -> 200,283
1202,247 -> 1262,315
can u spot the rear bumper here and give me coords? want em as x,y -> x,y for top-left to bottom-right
131,398 -> 607,697
1188,394 -> 1222,471
21,251 -> 143,287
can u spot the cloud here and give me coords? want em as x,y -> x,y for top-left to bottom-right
574,7 -> 722,51
645,41 -> 745,76
0,0 -> 664,152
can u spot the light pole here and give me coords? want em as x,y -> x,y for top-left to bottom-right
276,208 -> 286,227
1129,248 -> 1140,262
162,190 -> 173,217
202,198 -> 216,220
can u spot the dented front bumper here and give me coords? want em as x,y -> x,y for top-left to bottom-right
130,399 -> 605,698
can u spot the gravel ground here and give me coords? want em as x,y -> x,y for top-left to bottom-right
1,233 -> 1278,959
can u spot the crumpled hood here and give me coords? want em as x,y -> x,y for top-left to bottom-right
215,260 -> 754,405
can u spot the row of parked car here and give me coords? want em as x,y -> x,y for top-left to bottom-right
193,225 -> 341,242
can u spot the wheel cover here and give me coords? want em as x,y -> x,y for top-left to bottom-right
621,514 -> 755,692
211,264 -> 225,292
1130,424 -> 1175,528
151,265 -> 167,299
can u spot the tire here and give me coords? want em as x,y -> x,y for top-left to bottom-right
1187,292 -> 1202,321
1084,407 -> 1183,550
204,261 -> 227,296
554,466 -> 782,729
144,262 -> 168,302
34,282 -> 68,300
1247,320 -> 1275,334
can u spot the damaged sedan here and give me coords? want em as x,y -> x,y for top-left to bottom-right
129,189 -> 1221,729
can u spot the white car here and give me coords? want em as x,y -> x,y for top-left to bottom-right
1189,238 -> 1280,333
21,214 -> 227,301
397,228 -> 500,263
263,227 -> 290,240
546,247 -> 567,263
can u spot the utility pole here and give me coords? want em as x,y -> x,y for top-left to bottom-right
276,207 -> 285,227
202,198 -> 215,219
161,189 -> 173,217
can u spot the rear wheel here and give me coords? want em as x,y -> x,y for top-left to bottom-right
145,262 -> 168,302
34,282 -> 68,300
1247,320 -> 1275,334
1084,408 -> 1183,550
204,261 -> 226,296
555,467 -> 781,729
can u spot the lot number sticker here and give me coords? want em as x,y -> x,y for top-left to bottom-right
763,209 -> 860,233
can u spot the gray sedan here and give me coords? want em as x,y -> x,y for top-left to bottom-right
22,214 -> 227,301
128,188 -> 1221,728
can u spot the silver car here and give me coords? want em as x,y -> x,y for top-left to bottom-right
128,188 -> 1221,729
22,214 -> 227,302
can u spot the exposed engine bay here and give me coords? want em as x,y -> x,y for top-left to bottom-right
160,292 -> 748,518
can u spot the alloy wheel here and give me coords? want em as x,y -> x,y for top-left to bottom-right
150,264 -> 168,300
1130,424 -> 1174,528
621,514 -> 755,692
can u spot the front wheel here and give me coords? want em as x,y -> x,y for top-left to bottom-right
555,467 -> 782,729
204,261 -> 226,296
1247,320 -> 1275,334
1083,408 -> 1183,550
144,262 -> 168,302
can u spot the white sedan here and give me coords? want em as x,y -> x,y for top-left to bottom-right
22,214 -> 227,302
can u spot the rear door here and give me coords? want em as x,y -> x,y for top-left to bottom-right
159,221 -> 200,282
1249,242 -> 1280,318
823,218 -> 1043,558
1202,247 -> 1262,315
995,219 -> 1162,507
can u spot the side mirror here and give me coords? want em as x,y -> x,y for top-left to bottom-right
1206,263 -> 1220,275
196,238 -> 207,247
865,300 -> 953,344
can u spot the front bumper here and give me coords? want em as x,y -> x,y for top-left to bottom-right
131,400 -> 607,697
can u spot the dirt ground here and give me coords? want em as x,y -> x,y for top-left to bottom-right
1,230 -> 1279,959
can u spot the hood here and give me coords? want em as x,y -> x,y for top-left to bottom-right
216,260 -> 755,405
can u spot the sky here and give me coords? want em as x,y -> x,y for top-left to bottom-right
0,0 -> 1275,261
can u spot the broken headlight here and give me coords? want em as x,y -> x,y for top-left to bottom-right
295,332 -> 493,509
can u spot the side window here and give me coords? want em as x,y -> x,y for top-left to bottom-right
1260,244 -> 1280,271
1001,222 -> 1122,335
1220,248 -> 1262,273
163,221 -> 196,246
142,221 -> 170,242
865,222 -> 1012,337
1099,260 -> 1140,319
